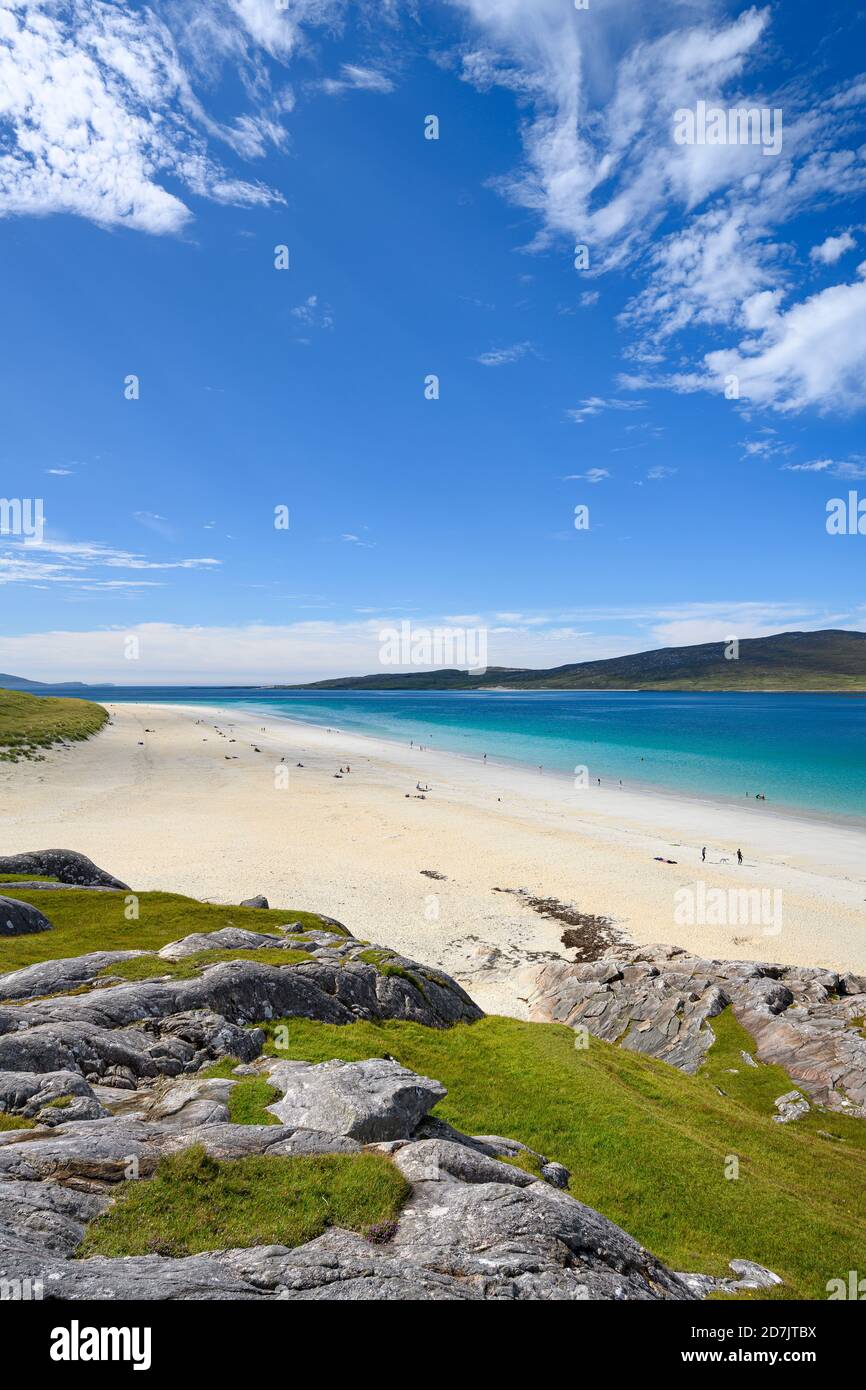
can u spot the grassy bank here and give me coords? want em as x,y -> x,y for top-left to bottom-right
0,888 -> 336,972
0,688 -> 108,762
258,1014 -> 866,1300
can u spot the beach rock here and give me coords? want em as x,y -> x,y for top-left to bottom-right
0,951 -> 145,1002
0,897 -> 53,937
158,928 -> 291,961
0,850 -> 128,891
527,944 -> 866,1117
264,1058 -> 446,1142
240,896 -> 269,910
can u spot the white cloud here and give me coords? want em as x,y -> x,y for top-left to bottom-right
0,0 -> 348,234
320,64 -> 395,95
475,341 -> 534,366
783,457 -> 866,478
0,536 -> 221,586
810,231 -> 856,265
563,467 -> 609,483
291,293 -> 334,329
565,397 -> 645,424
451,1 -> 866,414
2,604 -> 855,682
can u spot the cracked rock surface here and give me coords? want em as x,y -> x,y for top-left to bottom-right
527,943 -> 866,1116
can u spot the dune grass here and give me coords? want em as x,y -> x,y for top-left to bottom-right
0,889 -> 340,973
78,1145 -> 409,1257
258,1014 -> 866,1300
0,689 -> 108,762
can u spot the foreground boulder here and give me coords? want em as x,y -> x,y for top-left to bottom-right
264,1058 -> 447,1141
527,944 -> 866,1116
0,897 -> 53,937
0,850 -> 128,891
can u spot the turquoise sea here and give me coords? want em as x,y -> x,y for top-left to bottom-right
58,687 -> 866,823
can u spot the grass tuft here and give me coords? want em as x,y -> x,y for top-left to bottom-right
77,1146 -> 410,1257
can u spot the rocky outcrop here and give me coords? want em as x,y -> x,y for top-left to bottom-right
0,951 -> 145,1001
0,897 -> 53,937
527,943 -> 866,1116
0,850 -> 129,891
0,1054 -> 695,1302
263,1058 -> 447,1141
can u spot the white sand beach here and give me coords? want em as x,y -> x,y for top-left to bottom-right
3,700 -> 866,1014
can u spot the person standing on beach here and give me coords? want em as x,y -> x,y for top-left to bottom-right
701,846 -> 706,863
737,848 -> 743,865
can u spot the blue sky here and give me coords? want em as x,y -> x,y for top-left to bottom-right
1,0 -> 866,682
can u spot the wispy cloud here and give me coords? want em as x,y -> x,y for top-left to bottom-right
319,64 -> 394,96
563,468 -> 610,484
291,294 -> 334,330
565,397 -> 645,425
474,341 -> 534,367
783,457 -> 866,478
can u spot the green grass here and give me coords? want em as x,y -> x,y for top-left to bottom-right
0,873 -> 59,884
98,946 -> 315,983
0,1112 -> 36,1131
700,1007 -> 866,1149
257,1014 -> 866,1300
0,889 -> 340,973
77,1145 -> 410,1257
356,948 -> 427,994
0,688 -> 108,762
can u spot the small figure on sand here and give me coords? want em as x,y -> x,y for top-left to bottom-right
701,846 -> 706,862
737,848 -> 743,865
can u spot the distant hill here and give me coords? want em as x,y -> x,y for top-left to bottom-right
284,630 -> 866,693
0,674 -> 96,690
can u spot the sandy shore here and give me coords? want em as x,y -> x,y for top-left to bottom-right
3,700 -> 866,1014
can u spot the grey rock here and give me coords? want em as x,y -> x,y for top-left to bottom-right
264,1058 -> 446,1141
0,951 -> 146,1002
158,928 -> 287,960
0,897 -> 53,938
2,952 -> 481,1047
773,1090 -> 811,1123
528,944 -> 866,1116
0,1069 -> 104,1118
240,896 -> 269,910
677,1259 -> 783,1297
0,851 -> 128,890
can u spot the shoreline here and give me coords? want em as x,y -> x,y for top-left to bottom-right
3,698 -> 866,1013
233,700 -> 866,833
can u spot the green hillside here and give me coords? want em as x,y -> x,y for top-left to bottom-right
286,629 -> 866,693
